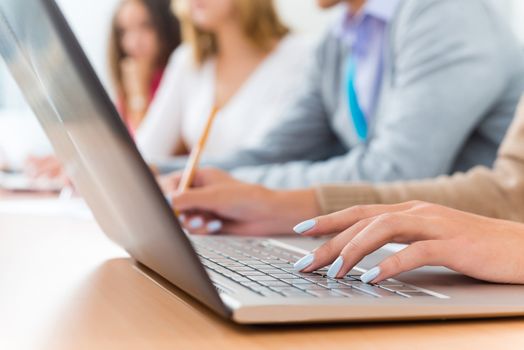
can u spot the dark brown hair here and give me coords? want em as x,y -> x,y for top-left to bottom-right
108,0 -> 181,97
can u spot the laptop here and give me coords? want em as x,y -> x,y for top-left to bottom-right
2,0 -> 524,324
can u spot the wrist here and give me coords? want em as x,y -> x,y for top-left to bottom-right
270,188 -> 321,228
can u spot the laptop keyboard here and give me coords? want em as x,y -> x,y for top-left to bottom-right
192,238 -> 439,299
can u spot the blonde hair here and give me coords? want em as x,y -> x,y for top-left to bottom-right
174,0 -> 289,65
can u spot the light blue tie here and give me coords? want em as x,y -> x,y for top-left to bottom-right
346,56 -> 368,142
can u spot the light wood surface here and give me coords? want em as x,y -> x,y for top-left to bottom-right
1,194 -> 524,350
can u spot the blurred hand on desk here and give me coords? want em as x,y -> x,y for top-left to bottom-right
159,168 -> 319,236
25,154 -> 64,179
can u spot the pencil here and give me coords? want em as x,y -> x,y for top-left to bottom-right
176,105 -> 220,194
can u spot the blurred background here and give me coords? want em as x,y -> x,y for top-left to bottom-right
0,0 -> 521,168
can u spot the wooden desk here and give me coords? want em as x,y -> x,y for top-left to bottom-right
1,196 -> 524,350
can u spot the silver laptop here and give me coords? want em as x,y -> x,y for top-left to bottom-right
2,0 -> 524,324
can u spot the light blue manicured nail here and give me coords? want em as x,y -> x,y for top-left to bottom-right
165,194 -> 173,206
294,254 -> 315,271
327,256 -> 344,278
293,219 -> 317,234
361,266 -> 381,284
189,217 -> 204,229
206,220 -> 223,233
179,214 -> 186,222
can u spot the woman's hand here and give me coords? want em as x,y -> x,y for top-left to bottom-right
293,201 -> 524,285
25,155 -> 64,180
121,57 -> 153,100
120,57 -> 153,128
160,168 -> 320,236
159,167 -> 238,193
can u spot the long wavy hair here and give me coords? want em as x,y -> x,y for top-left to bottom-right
176,0 -> 289,65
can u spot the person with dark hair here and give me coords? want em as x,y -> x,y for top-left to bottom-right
24,0 -> 182,179
108,0 -> 181,133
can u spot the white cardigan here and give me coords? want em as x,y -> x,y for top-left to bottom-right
136,35 -> 311,161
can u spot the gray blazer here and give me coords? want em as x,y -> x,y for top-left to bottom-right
210,0 -> 524,189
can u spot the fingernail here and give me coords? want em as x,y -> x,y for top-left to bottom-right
293,219 -> 317,234
179,214 -> 186,222
293,254 -> 315,271
206,220 -> 223,233
189,217 -> 204,229
165,194 -> 173,205
361,266 -> 381,284
327,256 -> 344,278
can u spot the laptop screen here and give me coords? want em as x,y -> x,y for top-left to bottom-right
0,0 -> 228,317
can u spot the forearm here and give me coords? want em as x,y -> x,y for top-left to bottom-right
315,165 -> 524,223
264,188 -> 320,234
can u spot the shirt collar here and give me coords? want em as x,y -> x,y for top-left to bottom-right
333,0 -> 402,38
363,0 -> 401,22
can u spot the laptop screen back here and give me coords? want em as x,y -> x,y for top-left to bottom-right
0,0 -> 227,317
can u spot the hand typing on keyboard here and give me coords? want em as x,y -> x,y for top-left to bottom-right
194,238 -> 434,298
292,201 -> 524,286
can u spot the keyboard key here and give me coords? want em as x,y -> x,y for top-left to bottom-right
280,278 -> 312,284
234,267 -> 256,272
323,281 -> 356,290
316,280 -> 345,288
269,262 -> 295,268
305,276 -> 329,282
279,290 -> 314,297
340,275 -> 359,282
258,268 -> 285,274
240,281 -> 262,288
270,286 -> 303,293
241,260 -> 263,265
294,283 -> 327,291
241,271 -> 266,277
249,275 -> 277,282
347,270 -> 363,276
308,290 -> 347,298
259,281 -> 290,288
377,279 -> 404,287
271,273 -> 299,279
334,288 -> 373,298
232,277 -> 251,283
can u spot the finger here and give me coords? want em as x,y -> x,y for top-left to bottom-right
24,157 -> 46,177
180,214 -> 223,236
30,159 -> 62,179
294,201 -> 422,237
360,240 -> 445,284
159,169 -> 226,194
298,217 -> 376,273
326,213 -> 442,278
194,168 -> 237,186
39,164 -> 62,179
158,172 -> 183,193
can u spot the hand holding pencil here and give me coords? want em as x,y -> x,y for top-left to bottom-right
176,105 -> 220,194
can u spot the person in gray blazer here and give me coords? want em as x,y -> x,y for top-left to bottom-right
183,0 -> 524,189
